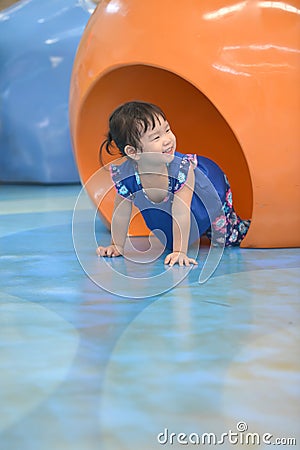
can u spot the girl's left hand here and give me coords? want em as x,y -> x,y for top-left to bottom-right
164,252 -> 198,267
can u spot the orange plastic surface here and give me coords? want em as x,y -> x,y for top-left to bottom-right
69,0 -> 300,248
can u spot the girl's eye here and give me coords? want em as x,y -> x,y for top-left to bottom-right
166,128 -> 170,133
153,136 -> 160,141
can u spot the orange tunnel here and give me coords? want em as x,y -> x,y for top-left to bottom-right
69,0 -> 300,248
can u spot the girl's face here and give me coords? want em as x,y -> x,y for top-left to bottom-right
138,116 -> 176,166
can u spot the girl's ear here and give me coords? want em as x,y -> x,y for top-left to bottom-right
124,145 -> 141,160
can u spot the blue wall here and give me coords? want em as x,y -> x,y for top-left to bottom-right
0,0 -> 95,183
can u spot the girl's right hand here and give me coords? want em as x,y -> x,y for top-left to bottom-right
164,251 -> 198,267
96,244 -> 123,257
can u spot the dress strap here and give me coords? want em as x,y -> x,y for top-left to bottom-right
110,162 -> 135,199
171,153 -> 197,193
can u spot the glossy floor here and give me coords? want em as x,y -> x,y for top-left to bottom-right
0,184 -> 299,450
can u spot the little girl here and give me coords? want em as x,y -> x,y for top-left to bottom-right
96,101 -> 250,266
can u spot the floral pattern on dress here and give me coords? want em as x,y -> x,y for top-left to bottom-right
213,215 -> 227,232
206,175 -> 250,247
110,164 -> 133,199
178,171 -> 186,184
135,171 -> 141,186
118,185 -> 129,196
173,154 -> 195,193
226,189 -> 233,207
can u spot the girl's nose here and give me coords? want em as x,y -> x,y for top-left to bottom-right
163,134 -> 171,145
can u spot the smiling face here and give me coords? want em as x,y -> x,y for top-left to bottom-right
137,115 -> 176,168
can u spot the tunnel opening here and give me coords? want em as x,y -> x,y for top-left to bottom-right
76,64 -> 253,233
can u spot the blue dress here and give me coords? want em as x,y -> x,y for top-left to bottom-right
110,152 -> 250,249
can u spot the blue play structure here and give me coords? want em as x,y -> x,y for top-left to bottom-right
0,0 -> 96,183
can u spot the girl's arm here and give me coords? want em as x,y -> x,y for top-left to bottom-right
164,165 -> 198,266
96,193 -> 132,257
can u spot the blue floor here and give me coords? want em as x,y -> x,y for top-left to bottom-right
0,184 -> 299,449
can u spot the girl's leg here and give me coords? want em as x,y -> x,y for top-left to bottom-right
205,182 -> 251,247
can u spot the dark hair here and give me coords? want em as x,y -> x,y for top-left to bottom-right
99,101 -> 167,165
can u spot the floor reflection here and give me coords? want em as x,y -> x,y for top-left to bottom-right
0,185 -> 299,450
